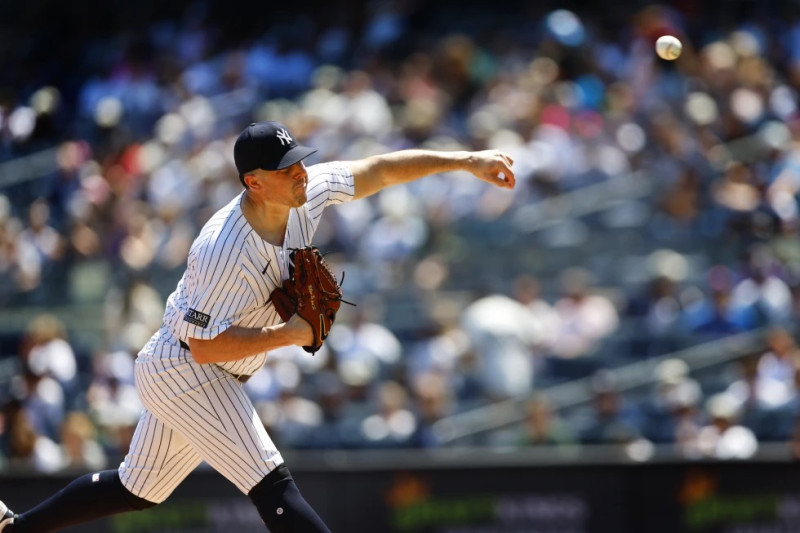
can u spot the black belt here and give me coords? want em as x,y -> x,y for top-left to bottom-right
178,339 -> 251,383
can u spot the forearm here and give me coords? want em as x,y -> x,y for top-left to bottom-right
350,149 -> 514,199
351,150 -> 473,199
373,149 -> 473,183
187,324 -> 295,364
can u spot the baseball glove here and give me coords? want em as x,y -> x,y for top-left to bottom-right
268,246 -> 351,354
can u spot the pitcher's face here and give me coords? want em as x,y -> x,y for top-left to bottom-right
244,161 -> 308,207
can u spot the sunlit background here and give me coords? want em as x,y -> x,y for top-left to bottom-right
3,0 -> 800,530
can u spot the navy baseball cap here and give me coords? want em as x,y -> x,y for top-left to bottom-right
233,121 -> 317,175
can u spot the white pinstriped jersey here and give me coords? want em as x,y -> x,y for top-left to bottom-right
138,161 -> 355,377
120,160 -> 355,501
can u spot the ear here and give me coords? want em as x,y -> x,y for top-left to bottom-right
243,172 -> 260,190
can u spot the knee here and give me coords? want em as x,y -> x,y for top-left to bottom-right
248,464 -> 293,503
116,473 -> 159,511
247,465 -> 330,532
126,492 -> 158,511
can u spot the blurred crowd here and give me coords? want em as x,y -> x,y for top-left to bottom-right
5,0 -> 800,470
495,325 -> 800,461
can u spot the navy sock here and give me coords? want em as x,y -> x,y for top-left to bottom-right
248,465 -> 332,533
11,470 -> 156,533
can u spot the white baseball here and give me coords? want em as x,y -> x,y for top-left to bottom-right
655,35 -> 682,60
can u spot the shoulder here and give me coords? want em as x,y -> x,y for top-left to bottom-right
191,194 -> 251,259
307,161 -> 354,184
305,162 -> 355,209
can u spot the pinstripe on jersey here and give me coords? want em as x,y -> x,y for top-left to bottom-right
119,162 -> 355,499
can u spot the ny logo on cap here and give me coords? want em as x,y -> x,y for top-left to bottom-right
276,128 -> 293,146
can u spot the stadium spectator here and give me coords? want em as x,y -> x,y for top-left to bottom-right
642,359 -> 704,447
512,273 -> 561,356
729,246 -> 793,327
9,365 -> 65,444
0,398 -> 60,473
682,268 -> 759,337
499,394 -> 577,448
550,268 -> 619,359
102,279 -> 165,353
758,326 -> 800,387
21,314 -> 77,398
327,302 -> 403,387
18,199 -> 65,302
726,354 -> 793,413
85,350 -> 142,456
409,371 -> 453,448
357,381 -> 417,448
574,371 -> 644,446
461,291 -> 544,399
54,411 -> 107,472
696,392 -> 759,460
724,353 -> 794,441
625,274 -> 685,357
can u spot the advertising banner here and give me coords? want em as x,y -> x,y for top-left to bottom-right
4,460 -> 800,532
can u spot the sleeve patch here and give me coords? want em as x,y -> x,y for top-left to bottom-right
184,308 -> 211,328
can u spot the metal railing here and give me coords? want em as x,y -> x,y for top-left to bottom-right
432,328 -> 772,444
0,147 -> 59,189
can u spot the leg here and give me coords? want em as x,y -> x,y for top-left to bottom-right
248,465 -> 332,533
118,408 -> 204,503
135,359 -> 283,494
2,409 -> 201,533
2,470 -> 155,533
136,359 -> 330,530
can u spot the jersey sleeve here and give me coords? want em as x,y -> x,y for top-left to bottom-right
175,236 -> 258,341
304,161 -> 355,221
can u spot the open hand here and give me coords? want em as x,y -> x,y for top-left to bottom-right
468,150 -> 515,189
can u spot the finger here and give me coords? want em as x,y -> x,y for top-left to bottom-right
493,152 -> 515,184
489,173 -> 512,189
497,161 -> 515,188
493,150 -> 513,164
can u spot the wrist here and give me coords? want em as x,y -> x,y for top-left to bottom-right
270,319 -> 310,347
456,150 -> 476,172
264,324 -> 293,348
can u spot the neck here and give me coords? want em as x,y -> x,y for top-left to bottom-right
242,190 -> 291,246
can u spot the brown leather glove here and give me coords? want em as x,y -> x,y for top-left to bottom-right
268,246 -> 349,354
